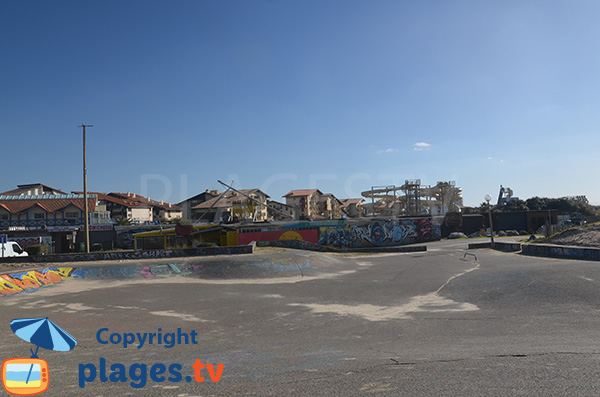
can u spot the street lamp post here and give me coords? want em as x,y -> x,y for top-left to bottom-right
79,123 -> 93,254
485,194 -> 495,248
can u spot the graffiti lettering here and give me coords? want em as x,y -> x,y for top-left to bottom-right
11,246 -> 254,264
140,264 -> 204,278
318,218 -> 440,248
0,267 -> 79,297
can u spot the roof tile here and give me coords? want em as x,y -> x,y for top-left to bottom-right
283,189 -> 322,198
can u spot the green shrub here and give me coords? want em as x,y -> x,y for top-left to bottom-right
26,244 -> 49,256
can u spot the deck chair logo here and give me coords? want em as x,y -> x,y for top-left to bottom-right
2,318 -> 77,396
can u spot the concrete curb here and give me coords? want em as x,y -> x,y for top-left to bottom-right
339,245 -> 426,253
468,242 -> 522,252
0,244 -> 255,264
469,241 -> 600,261
521,243 -> 600,261
255,239 -> 426,253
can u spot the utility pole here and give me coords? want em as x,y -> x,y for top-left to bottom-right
485,194 -> 495,248
79,123 -> 93,253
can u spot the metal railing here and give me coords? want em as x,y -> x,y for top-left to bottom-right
0,218 -> 84,228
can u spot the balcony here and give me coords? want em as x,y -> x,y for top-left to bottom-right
89,211 -> 113,225
0,218 -> 84,229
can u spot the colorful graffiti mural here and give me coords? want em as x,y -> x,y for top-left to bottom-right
0,267 -> 81,297
140,263 -> 204,278
319,218 -> 440,248
9,236 -> 53,249
237,230 -> 319,245
415,217 -> 440,241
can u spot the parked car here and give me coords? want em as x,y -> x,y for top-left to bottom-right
0,242 -> 29,258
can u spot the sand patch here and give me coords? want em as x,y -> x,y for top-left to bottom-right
289,292 -> 478,321
289,261 -> 480,321
545,225 -> 600,247
149,310 -> 213,323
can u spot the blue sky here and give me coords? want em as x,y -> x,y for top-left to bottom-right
2,1 -> 599,206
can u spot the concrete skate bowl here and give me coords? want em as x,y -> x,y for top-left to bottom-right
137,250 -> 345,280
0,250 -> 347,297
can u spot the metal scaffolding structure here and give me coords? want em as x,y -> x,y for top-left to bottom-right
361,180 -> 463,217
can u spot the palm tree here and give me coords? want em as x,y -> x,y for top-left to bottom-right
114,215 -> 134,226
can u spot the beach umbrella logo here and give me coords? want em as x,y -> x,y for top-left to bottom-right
10,318 -> 77,358
1,318 -> 76,396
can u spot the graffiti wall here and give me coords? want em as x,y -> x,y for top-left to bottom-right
141,263 -> 205,278
116,228 -> 150,249
8,244 -> 254,263
319,218 -> 440,248
237,230 -> 319,245
0,267 -> 81,297
8,236 -> 53,249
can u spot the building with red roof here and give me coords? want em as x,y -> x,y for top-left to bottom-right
0,193 -> 96,229
108,193 -> 182,223
340,198 -> 365,218
192,189 -> 269,223
283,189 -> 323,220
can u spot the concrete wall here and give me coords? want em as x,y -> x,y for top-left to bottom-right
318,217 -> 440,248
238,230 -> 319,245
256,239 -> 332,252
257,239 -> 427,253
469,241 -> 600,261
1,244 -> 254,264
468,241 -> 522,252
521,243 -> 600,261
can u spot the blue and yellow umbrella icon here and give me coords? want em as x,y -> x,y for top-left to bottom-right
5,318 -> 76,391
10,317 -> 77,358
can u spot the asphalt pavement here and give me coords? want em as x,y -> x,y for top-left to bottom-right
2,240 -> 600,396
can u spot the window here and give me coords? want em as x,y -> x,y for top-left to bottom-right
12,243 -> 23,254
0,214 -> 8,220
34,213 -> 45,219
65,212 -> 79,218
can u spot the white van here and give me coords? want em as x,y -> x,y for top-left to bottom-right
0,242 -> 29,258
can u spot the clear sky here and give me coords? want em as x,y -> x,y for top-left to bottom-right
2,1 -> 599,206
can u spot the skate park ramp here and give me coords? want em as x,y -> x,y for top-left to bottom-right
80,249 -> 344,280
0,249 -> 351,297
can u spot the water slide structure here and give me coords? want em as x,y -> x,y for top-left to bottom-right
361,180 -> 463,216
